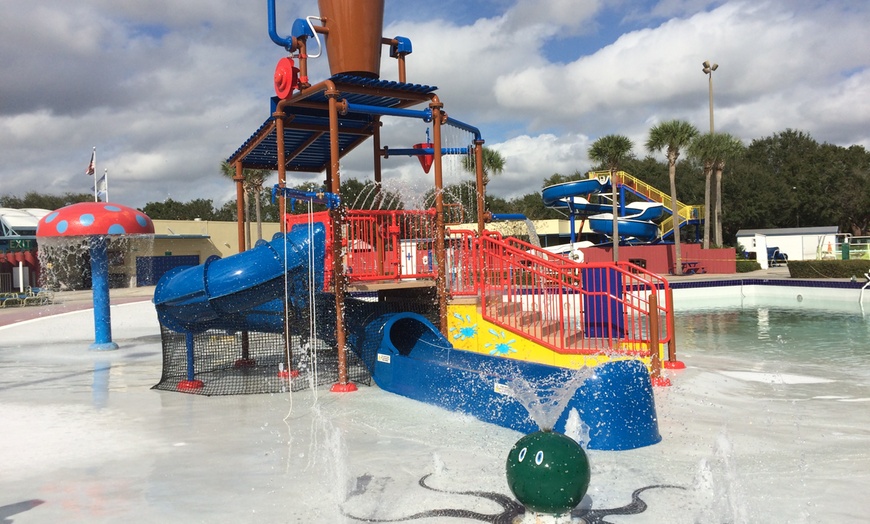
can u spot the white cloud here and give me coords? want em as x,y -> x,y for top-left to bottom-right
0,0 -> 867,211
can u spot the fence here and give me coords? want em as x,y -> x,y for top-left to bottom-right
284,209 -> 673,360
477,232 -> 671,357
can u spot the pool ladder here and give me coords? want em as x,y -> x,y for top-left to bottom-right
860,272 -> 870,315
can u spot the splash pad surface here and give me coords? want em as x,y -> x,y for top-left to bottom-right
1,297 -> 869,522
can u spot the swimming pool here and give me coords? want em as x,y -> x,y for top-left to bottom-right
656,284 -> 870,522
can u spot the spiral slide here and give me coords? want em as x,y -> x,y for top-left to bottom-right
542,178 -> 662,241
153,223 -> 326,334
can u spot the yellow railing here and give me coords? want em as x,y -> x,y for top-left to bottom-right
588,170 -> 704,237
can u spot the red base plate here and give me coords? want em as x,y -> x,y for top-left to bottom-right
330,382 -> 358,393
651,376 -> 672,387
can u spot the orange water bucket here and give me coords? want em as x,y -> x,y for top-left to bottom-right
318,0 -> 385,78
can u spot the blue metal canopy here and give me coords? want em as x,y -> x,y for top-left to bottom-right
228,74 -> 438,173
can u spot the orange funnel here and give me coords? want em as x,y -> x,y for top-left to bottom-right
318,0 -> 385,78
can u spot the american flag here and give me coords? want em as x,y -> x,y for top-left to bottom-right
86,148 -> 95,176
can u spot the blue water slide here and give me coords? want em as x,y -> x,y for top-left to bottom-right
543,178 -> 663,241
541,178 -> 610,209
358,312 -> 660,451
153,223 -> 326,333
587,214 -> 660,241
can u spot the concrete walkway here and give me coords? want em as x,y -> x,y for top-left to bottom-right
0,286 -> 155,326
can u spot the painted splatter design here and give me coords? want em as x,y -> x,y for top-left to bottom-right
449,312 -> 478,342
484,328 -> 516,356
343,474 -> 684,523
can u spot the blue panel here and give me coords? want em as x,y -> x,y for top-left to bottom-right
581,267 -> 625,338
135,255 -> 199,286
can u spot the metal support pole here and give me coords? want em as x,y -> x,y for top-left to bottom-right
275,112 -> 287,233
474,139 -> 485,236
327,86 -> 356,392
233,162 -> 247,252
648,292 -> 669,386
431,100 -> 449,334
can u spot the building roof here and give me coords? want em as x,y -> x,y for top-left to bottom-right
0,208 -> 52,236
736,226 -> 838,236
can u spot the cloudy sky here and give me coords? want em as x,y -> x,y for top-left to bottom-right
2,0 -> 868,210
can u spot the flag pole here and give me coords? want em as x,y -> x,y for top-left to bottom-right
92,147 -> 98,202
103,168 -> 109,202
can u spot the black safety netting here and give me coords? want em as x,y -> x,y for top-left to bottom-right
153,296 -> 437,396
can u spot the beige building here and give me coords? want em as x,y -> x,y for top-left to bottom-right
105,217 -> 585,288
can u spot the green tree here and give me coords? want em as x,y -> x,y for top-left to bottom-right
688,133 -> 717,248
646,120 -> 699,275
0,191 -> 92,210
141,198 -> 222,220
711,133 -> 745,246
221,161 -> 272,248
462,146 -> 506,189
588,135 -> 635,262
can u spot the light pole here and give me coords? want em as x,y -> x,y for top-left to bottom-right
702,60 -> 718,134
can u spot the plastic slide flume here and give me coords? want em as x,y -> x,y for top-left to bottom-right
153,223 -> 325,333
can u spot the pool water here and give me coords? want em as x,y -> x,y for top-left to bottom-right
677,305 -> 870,382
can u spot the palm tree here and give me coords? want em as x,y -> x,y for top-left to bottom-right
688,133 -> 716,249
588,135 -> 634,262
462,146 -> 506,189
646,120 -> 699,275
221,161 -> 271,249
712,133 -> 745,246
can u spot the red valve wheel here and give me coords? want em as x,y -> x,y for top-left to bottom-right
273,57 -> 299,99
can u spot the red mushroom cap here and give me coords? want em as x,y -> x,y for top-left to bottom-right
36,202 -> 154,238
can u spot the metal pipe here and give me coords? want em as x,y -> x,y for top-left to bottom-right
267,0 -> 295,49
444,116 -> 483,141
381,147 -> 468,156
489,213 -> 527,221
345,102 -> 432,121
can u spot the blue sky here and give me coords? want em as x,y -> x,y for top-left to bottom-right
1,0 -> 867,209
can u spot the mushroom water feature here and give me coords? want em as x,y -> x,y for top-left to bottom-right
36,202 -> 154,350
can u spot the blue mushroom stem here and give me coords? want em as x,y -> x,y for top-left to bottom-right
89,235 -> 118,350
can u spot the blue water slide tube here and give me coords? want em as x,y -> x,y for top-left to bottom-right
541,178 -> 610,207
588,214 -> 660,242
153,223 -> 325,333
361,312 -> 660,450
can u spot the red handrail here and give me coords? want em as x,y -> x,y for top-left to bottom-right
284,210 -> 673,360
478,232 -> 671,357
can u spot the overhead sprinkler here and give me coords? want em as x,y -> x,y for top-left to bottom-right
37,202 -> 154,350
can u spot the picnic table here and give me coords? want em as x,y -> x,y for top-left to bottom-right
680,261 -> 706,275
